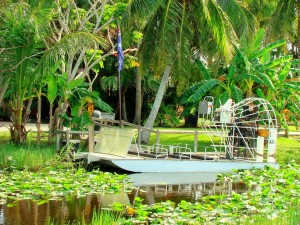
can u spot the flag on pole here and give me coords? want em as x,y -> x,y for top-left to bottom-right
117,26 -> 124,72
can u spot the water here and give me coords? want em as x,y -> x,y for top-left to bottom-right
0,173 -> 247,225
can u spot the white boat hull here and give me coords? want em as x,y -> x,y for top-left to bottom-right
77,152 -> 279,173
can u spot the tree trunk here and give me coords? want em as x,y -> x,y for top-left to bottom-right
10,97 -> 32,144
0,82 -> 8,108
140,66 -> 171,143
285,128 -> 289,138
36,89 -> 42,146
48,103 -> 53,144
133,68 -> 142,125
122,91 -> 128,122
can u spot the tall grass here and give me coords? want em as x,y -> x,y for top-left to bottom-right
0,143 -> 57,171
47,210 -> 124,225
242,204 -> 300,225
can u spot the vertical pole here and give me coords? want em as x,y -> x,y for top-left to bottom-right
117,23 -> 123,128
56,131 -> 61,151
118,70 -> 122,127
194,131 -> 198,153
87,100 -> 94,152
155,130 -> 160,145
88,125 -> 94,153
138,125 -> 141,146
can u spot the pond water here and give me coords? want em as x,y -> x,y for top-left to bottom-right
0,172 -> 247,225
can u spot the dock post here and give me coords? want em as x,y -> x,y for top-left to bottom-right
56,131 -> 61,151
88,125 -> 94,153
194,131 -> 198,153
138,125 -> 141,146
155,130 -> 160,145
66,129 -> 70,146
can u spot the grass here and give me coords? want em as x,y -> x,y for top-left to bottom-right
0,143 -> 58,171
242,207 -> 300,225
47,209 -> 124,225
148,128 -> 300,163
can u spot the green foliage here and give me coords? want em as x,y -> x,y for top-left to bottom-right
46,75 -> 58,104
115,163 -> 300,224
154,103 -> 180,128
182,29 -> 300,128
0,167 -> 131,206
0,143 -> 57,171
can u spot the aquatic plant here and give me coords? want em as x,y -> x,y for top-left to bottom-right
0,168 -> 132,206
116,162 -> 300,224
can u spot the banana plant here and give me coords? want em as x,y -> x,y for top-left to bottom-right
55,73 -> 113,131
181,29 -> 299,130
181,58 -> 243,107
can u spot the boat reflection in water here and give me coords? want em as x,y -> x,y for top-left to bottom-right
0,172 -> 247,225
128,172 -> 246,204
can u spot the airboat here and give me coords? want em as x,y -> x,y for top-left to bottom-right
61,97 -> 279,173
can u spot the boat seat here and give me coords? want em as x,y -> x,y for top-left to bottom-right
94,127 -> 135,157
152,144 -> 168,158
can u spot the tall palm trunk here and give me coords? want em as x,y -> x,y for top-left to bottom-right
140,66 -> 171,143
36,87 -> 42,146
0,82 -> 8,107
133,68 -> 142,125
48,103 -> 54,144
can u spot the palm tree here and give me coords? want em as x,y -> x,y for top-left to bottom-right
264,0 -> 300,57
122,0 -> 257,143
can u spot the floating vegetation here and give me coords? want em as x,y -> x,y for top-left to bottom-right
113,162 -> 300,224
0,168 -> 132,206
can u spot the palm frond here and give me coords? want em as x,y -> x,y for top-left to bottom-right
218,0 -> 258,41
121,0 -> 162,30
37,32 -> 106,76
266,0 -> 297,42
241,28 -> 265,57
195,0 -> 238,60
101,76 -> 117,92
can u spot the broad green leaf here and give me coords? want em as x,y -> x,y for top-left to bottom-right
290,59 -> 300,65
262,55 -> 293,70
47,75 -> 57,103
186,79 -> 219,103
279,62 -> 291,81
256,88 -> 265,98
195,59 -> 211,80
181,81 -> 206,104
250,39 -> 286,60
233,73 -> 263,84
284,83 -> 300,91
290,68 -> 300,73
66,78 -> 84,91
230,85 -> 243,102
260,52 -> 270,64
71,105 -> 80,118
252,29 -> 266,53
257,72 -> 275,90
